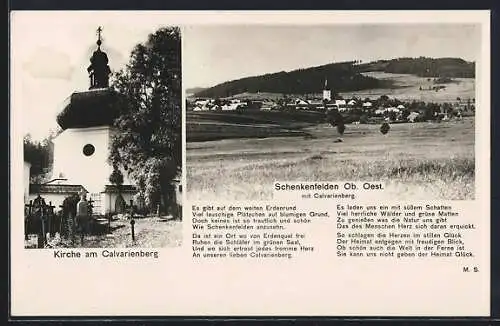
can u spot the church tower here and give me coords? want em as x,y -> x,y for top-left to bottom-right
51,27 -> 135,215
322,78 -> 332,102
87,26 -> 112,90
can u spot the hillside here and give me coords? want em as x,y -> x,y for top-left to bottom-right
358,57 -> 475,78
340,72 -> 475,103
186,87 -> 207,95
194,57 -> 474,99
195,61 -> 391,98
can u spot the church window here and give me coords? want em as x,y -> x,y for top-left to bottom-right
83,144 -> 95,156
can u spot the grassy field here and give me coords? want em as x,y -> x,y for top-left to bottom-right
187,110 -> 323,142
187,117 -> 475,201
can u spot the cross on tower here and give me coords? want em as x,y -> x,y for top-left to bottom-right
96,26 -> 103,47
88,26 -> 111,89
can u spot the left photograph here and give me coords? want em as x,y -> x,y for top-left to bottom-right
15,14 -> 182,249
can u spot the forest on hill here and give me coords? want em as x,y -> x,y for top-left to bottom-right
195,61 -> 390,98
357,57 -> 475,78
194,57 -> 475,99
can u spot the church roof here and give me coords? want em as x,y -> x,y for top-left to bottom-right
56,88 -> 123,130
57,27 -> 120,130
29,184 -> 88,195
103,184 -> 137,193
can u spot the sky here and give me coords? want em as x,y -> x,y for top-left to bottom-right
184,24 -> 480,89
11,12 -> 482,140
12,12 -> 176,141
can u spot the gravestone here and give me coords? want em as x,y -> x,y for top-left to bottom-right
134,194 -> 146,215
32,195 -> 47,248
61,194 -> 79,241
115,195 -> 126,214
76,190 -> 90,244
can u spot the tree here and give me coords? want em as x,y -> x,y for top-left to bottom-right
379,94 -> 389,102
326,109 -> 345,137
24,134 -> 53,183
388,111 -> 398,122
109,166 -> 124,202
337,124 -> 346,136
109,27 -> 181,214
380,122 -> 390,135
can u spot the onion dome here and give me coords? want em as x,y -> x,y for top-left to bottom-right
56,27 -> 122,130
87,26 -> 111,90
56,88 -> 123,130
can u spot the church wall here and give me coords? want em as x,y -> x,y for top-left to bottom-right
173,180 -> 182,207
102,192 -> 136,215
323,90 -> 331,101
52,126 -> 115,193
24,161 -> 31,203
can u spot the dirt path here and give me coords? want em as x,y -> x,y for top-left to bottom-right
25,217 -> 182,249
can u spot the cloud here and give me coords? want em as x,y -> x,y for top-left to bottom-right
22,46 -> 74,80
102,46 -> 126,72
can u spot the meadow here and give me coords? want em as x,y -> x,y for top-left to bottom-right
186,118 -> 475,201
187,110 -> 323,141
340,72 -> 475,103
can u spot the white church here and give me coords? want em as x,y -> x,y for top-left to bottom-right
323,79 -> 332,102
27,29 -> 136,215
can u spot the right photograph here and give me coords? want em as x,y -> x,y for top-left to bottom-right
184,24 -> 478,201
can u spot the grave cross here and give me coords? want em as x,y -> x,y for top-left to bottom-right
88,197 -> 94,216
59,204 -> 66,236
128,200 -> 136,242
24,200 -> 33,240
25,200 -> 33,210
47,201 -> 56,238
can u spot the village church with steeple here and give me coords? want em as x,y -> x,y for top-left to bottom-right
30,27 -> 136,215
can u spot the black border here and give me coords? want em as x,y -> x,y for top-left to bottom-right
490,3 -> 499,320
5,0 -> 499,11
7,0 -> 499,323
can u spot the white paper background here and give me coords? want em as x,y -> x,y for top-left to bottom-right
10,10 -> 490,317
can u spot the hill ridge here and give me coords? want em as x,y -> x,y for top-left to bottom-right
194,57 -> 474,98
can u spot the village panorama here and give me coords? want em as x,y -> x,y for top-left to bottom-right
187,60 -> 475,124
186,57 -> 476,201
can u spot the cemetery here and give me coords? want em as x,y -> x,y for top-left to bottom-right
24,189 -> 181,249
